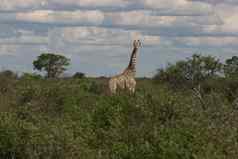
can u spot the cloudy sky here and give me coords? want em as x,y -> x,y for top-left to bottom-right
0,0 -> 238,77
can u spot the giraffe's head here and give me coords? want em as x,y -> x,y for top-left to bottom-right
133,40 -> 142,49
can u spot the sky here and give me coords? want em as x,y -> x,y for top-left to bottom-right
0,0 -> 238,77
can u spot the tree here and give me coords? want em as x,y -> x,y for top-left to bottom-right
73,72 -> 86,79
184,54 -> 222,83
0,70 -> 17,79
33,53 -> 70,78
154,54 -> 222,89
224,56 -> 238,78
154,61 -> 188,89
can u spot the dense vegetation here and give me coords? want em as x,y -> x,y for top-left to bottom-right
33,53 -> 71,78
0,54 -> 238,159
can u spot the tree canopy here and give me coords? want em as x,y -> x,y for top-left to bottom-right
154,54 -> 222,89
33,53 -> 70,78
224,56 -> 238,78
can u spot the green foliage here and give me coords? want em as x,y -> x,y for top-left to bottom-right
20,73 -> 42,80
201,77 -> 238,103
73,72 -> 86,79
0,77 -> 237,158
154,61 -> 188,89
33,53 -> 70,78
0,70 -> 17,79
0,71 -> 17,111
0,73 -> 16,95
1,53 -> 238,158
154,54 -> 222,89
224,56 -> 238,78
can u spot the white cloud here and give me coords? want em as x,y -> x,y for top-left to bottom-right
0,29 -> 48,45
144,0 -> 213,15
0,0 -> 213,16
49,27 -> 161,47
0,0 -> 47,11
0,0 -> 131,11
189,0 -> 238,5
197,4 -> 238,35
49,27 -> 130,46
15,10 -> 105,25
106,10 -> 221,31
177,36 -> 238,47
107,11 -> 177,28
145,0 -> 186,7
143,35 -> 160,45
53,0 -> 130,7
0,45 -> 19,55
216,4 -> 238,32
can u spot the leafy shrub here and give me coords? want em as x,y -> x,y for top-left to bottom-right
73,72 -> 86,79
0,73 -> 238,158
20,73 -> 42,80
0,71 -> 17,95
0,70 -> 17,79
224,56 -> 238,78
154,54 -> 222,89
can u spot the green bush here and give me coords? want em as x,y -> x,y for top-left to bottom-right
20,73 -> 42,80
0,77 -> 238,158
154,54 -> 222,89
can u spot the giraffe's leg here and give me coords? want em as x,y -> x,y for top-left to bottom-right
131,86 -> 135,94
127,86 -> 135,94
128,79 -> 136,94
109,79 -> 117,94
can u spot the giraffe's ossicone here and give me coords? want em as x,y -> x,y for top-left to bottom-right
109,40 -> 141,94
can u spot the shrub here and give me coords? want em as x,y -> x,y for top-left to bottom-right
73,72 -> 86,79
20,73 -> 42,80
0,71 -> 238,158
154,54 -> 222,89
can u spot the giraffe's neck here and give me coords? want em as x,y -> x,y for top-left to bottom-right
126,47 -> 138,72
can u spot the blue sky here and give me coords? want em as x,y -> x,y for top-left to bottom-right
0,0 -> 238,77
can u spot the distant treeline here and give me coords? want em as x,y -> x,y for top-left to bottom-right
2,53 -> 238,81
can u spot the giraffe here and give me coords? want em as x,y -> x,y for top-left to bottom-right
108,40 -> 142,94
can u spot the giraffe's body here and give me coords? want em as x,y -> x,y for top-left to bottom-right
109,40 -> 141,94
109,71 -> 136,94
